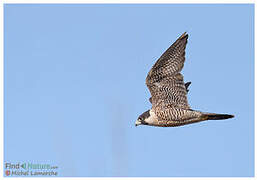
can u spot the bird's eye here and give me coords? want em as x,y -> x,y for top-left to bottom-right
138,118 -> 142,121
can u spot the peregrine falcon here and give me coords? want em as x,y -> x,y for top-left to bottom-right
136,32 -> 234,127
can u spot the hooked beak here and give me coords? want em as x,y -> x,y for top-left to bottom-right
135,119 -> 142,127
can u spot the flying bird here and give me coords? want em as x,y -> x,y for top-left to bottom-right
136,32 -> 234,127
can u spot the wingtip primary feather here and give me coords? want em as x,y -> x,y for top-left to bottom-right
179,32 -> 188,39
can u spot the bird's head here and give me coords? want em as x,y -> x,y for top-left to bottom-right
135,110 -> 150,126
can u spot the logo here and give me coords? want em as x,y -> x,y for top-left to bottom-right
21,163 -> 26,169
4,162 -> 59,176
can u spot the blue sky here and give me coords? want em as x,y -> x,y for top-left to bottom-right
4,4 -> 254,177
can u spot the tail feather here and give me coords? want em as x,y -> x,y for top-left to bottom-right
202,113 -> 234,120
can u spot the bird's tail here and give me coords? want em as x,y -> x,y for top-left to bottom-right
201,113 -> 234,120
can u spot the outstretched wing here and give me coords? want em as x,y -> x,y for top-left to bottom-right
146,32 -> 190,110
148,81 -> 191,104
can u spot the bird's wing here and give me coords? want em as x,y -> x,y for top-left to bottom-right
146,32 -> 190,110
148,81 -> 191,104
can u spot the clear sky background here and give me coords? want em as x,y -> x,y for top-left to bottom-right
4,4 -> 254,177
